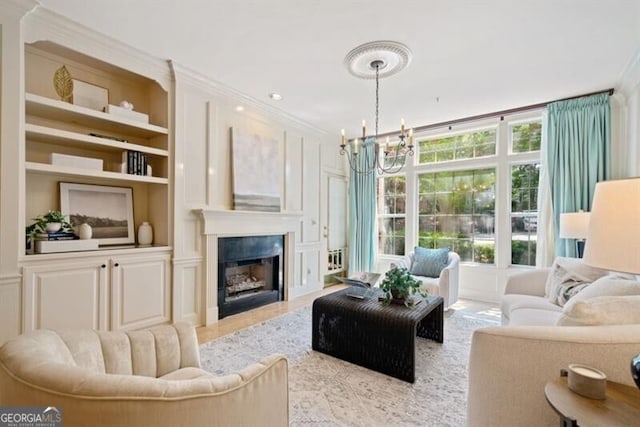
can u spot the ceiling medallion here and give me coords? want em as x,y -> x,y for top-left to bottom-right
340,41 -> 414,175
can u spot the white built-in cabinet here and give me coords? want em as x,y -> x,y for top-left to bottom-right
22,249 -> 170,331
0,6 -> 175,341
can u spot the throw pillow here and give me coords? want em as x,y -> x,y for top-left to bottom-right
544,257 -> 609,306
410,247 -> 450,278
557,295 -> 640,326
562,275 -> 640,313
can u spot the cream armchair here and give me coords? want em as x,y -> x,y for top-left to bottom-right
391,251 -> 460,309
0,323 -> 288,427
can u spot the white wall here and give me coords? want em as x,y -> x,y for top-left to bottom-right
171,63 -> 336,324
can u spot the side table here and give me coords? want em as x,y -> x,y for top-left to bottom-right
544,374 -> 640,427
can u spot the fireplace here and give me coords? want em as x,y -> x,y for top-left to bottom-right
217,235 -> 284,318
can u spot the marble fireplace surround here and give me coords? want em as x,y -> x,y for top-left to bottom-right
197,209 -> 302,324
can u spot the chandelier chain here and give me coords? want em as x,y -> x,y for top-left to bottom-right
375,63 -> 379,139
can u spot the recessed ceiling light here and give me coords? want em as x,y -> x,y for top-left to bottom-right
269,93 -> 283,101
235,105 -> 244,112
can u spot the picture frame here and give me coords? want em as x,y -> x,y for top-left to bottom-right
72,79 -> 109,112
60,182 -> 134,246
230,126 -> 281,212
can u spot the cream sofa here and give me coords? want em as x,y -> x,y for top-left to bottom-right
0,322 -> 289,427
391,251 -> 460,309
467,268 -> 640,426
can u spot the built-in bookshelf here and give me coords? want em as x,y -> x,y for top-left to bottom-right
23,42 -> 171,254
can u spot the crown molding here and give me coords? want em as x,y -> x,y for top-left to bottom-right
0,0 -> 38,20
171,61 -> 327,136
24,6 -> 172,91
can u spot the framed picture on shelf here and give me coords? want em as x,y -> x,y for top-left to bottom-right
60,182 -> 134,246
72,79 -> 109,111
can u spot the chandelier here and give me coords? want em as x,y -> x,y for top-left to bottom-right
340,41 -> 415,175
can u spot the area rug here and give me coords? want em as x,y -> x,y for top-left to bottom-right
199,299 -> 500,427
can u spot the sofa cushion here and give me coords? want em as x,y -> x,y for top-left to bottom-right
557,295 -> 640,326
563,276 -> 640,311
508,307 -> 563,326
501,294 -> 562,323
544,257 -> 609,306
160,367 -> 215,381
410,247 -> 449,277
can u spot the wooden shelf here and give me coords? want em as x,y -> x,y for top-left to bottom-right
25,93 -> 168,138
26,161 -> 169,184
26,124 -> 169,157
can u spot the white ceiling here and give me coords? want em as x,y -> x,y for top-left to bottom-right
37,0 -> 640,137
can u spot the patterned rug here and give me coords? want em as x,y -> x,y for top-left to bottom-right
199,299 -> 500,427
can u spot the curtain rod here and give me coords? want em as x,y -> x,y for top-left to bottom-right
378,88 -> 614,138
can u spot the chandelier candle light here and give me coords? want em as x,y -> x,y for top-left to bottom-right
340,41 -> 415,175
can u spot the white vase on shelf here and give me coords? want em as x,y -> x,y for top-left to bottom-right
138,221 -> 153,245
78,223 -> 92,240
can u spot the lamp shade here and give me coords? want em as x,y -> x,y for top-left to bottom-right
559,211 -> 591,239
583,178 -> 640,274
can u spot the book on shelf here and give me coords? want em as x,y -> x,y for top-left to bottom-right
35,239 -> 99,254
122,150 -> 150,176
34,232 -> 78,241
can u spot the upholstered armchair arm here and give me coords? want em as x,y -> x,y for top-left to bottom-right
467,324 -> 640,427
504,268 -> 550,297
0,353 -> 289,427
438,252 -> 460,307
390,254 -> 413,271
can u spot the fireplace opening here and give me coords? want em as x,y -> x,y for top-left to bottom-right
218,235 -> 284,318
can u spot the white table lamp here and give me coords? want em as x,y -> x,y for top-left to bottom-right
559,210 -> 591,257
582,177 -> 640,389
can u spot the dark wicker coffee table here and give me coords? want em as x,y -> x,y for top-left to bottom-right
312,288 -> 444,383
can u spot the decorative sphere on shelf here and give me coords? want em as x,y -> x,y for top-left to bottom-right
78,223 -> 92,240
138,221 -> 153,245
119,100 -> 134,111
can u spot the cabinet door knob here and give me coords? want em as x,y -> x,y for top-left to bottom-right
101,264 -> 106,268
114,263 -> 119,267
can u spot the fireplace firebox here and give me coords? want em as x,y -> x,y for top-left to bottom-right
218,235 -> 284,318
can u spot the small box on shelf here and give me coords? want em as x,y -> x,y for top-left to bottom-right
50,153 -> 103,171
105,104 -> 149,123
35,239 -> 99,253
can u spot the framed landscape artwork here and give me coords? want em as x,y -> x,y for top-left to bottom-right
60,182 -> 134,245
230,127 -> 281,212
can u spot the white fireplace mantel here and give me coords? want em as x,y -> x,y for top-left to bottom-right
197,209 -> 303,236
194,209 -> 303,325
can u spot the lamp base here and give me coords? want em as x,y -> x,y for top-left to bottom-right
632,353 -> 640,389
576,240 -> 586,258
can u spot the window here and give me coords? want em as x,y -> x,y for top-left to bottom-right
417,168 -> 496,263
511,122 -> 542,153
418,129 -> 496,164
376,112 -> 543,267
509,120 -> 542,266
377,175 -> 406,255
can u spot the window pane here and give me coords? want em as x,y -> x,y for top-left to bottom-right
418,129 -> 496,164
512,122 -> 542,153
378,175 -> 407,255
417,168 -> 496,264
511,163 -> 540,266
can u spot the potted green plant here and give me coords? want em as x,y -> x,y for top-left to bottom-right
379,266 -> 427,307
28,210 -> 73,235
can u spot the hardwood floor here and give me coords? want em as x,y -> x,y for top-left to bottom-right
196,284 -> 347,344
